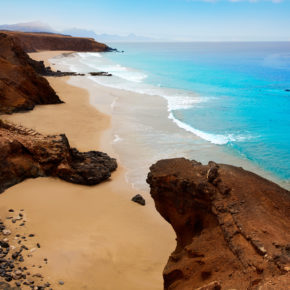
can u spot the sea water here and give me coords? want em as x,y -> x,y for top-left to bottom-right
52,42 -> 290,189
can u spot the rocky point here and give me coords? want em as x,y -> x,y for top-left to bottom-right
0,120 -> 117,193
147,158 -> 290,290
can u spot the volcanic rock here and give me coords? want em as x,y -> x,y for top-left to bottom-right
131,194 -> 146,206
89,72 -> 112,76
0,120 -> 117,193
0,33 -> 62,114
0,31 -> 113,53
147,158 -> 290,289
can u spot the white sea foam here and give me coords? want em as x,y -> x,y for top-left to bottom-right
55,52 -> 247,146
69,64 -> 79,72
168,112 -> 246,145
77,52 -> 147,82
78,52 -> 102,58
166,95 -> 211,111
110,97 -> 118,110
87,73 -> 207,111
113,134 -> 122,143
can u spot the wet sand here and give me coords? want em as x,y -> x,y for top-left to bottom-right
1,51 -> 175,289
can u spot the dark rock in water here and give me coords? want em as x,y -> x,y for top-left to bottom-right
89,72 -> 112,77
285,89 -> 290,92
0,121 -> 117,193
147,158 -> 290,290
131,194 -> 146,206
34,62 -> 85,77
41,65 -> 85,77
105,47 -> 119,52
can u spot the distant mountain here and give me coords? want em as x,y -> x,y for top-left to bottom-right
61,28 -> 99,39
62,28 -> 155,42
0,22 -> 157,42
0,21 -> 56,33
95,33 -> 155,42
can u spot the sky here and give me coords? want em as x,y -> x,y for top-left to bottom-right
0,0 -> 290,41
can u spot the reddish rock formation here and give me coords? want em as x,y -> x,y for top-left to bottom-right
0,33 -> 62,114
147,158 -> 290,289
0,31 -> 112,52
0,120 -> 117,193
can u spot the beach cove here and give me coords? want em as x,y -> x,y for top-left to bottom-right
0,44 -> 289,290
1,51 -> 175,290
1,0 -> 290,288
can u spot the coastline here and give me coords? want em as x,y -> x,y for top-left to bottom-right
57,47 -> 290,190
54,52 -> 289,191
1,51 -> 175,289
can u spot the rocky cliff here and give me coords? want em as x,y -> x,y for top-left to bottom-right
147,158 -> 290,289
0,31 -> 112,52
0,120 -> 117,193
0,33 -> 62,114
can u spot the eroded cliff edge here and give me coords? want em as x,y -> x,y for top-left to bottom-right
147,158 -> 290,289
0,33 -> 62,114
0,31 -> 113,52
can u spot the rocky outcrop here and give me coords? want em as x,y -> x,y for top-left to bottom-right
0,120 -> 117,193
131,194 -> 146,206
147,158 -> 290,289
33,62 -> 85,77
0,33 -> 62,114
90,72 -> 112,76
0,31 -> 114,53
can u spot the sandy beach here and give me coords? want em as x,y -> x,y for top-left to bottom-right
0,51 -> 175,289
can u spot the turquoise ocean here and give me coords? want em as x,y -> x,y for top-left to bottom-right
55,42 -> 290,188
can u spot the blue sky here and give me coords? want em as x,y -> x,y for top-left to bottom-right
0,0 -> 289,40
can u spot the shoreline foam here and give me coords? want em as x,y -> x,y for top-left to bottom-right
59,49 -> 290,186
51,52 -> 289,190
1,51 -> 175,290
